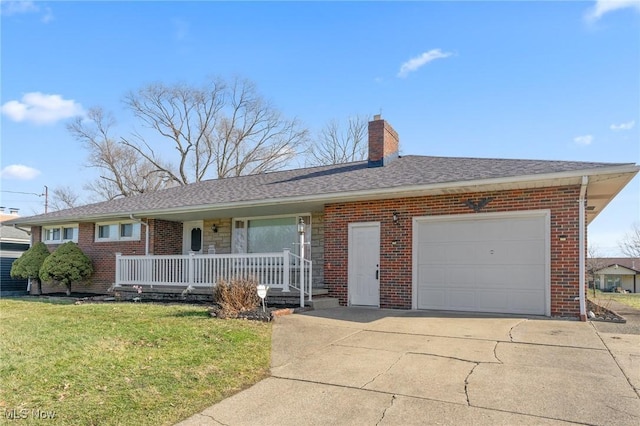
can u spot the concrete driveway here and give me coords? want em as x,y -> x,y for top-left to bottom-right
178,308 -> 640,425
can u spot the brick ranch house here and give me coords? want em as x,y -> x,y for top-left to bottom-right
7,116 -> 639,319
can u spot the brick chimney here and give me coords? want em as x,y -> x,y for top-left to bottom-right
368,114 -> 399,167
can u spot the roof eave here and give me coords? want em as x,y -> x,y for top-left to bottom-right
8,163 -> 639,226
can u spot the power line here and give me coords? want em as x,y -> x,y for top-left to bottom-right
0,186 -> 49,213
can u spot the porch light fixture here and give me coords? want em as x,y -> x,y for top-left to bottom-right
392,212 -> 399,223
211,224 -> 218,233
559,235 -> 568,241
297,218 -> 305,234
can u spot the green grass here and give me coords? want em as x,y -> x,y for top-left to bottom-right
0,299 -> 272,425
590,289 -> 640,310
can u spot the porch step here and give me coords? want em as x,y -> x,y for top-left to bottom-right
309,297 -> 340,310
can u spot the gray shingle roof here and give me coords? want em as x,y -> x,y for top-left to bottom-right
7,155 -> 636,224
0,224 -> 31,241
591,258 -> 640,273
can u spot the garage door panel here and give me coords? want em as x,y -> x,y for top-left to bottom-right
419,265 -> 445,283
508,290 -> 546,314
476,290 -> 509,311
417,222 -> 449,241
448,289 -> 478,310
447,266 -> 478,287
415,213 -> 548,315
418,288 -> 446,309
417,243 -> 449,264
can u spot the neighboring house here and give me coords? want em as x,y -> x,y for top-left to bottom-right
590,258 -> 640,293
5,116 -> 639,319
0,209 -> 31,296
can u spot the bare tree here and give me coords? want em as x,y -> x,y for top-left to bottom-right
50,186 -> 81,211
587,245 -> 608,296
619,223 -> 640,257
306,115 -> 369,166
67,108 -> 174,200
122,76 -> 307,183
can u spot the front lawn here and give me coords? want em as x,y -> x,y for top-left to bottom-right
0,299 -> 272,425
590,289 -> 640,310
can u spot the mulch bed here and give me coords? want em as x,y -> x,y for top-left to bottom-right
587,299 -> 626,323
208,304 -> 309,322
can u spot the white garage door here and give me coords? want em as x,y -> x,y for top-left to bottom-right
414,212 -> 549,315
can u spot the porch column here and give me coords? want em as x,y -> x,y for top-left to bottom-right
282,249 -> 290,292
115,252 -> 122,287
188,252 -> 195,287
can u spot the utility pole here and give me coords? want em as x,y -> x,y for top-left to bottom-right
43,185 -> 48,213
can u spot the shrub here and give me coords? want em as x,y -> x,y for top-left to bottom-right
213,277 -> 260,317
39,242 -> 93,296
10,242 -> 50,295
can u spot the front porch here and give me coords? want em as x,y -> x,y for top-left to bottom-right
114,251 -> 314,307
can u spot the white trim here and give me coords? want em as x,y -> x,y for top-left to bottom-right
42,223 -> 79,244
95,220 -> 141,242
348,222 -> 381,307
412,210 -> 551,316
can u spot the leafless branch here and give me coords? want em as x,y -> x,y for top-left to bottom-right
306,114 -> 369,166
619,223 -> 640,257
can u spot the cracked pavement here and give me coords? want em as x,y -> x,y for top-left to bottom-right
177,308 -> 640,426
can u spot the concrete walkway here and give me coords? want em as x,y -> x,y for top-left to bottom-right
177,308 -> 640,426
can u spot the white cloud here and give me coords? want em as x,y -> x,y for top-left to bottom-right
585,0 -> 640,22
1,92 -> 84,125
574,134 -> 594,145
610,120 -> 636,131
0,1 -> 38,15
173,18 -> 190,41
1,1 -> 54,22
397,49 -> 452,78
41,6 -> 54,23
0,164 -> 41,180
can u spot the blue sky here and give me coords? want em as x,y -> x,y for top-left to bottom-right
1,0 -> 639,255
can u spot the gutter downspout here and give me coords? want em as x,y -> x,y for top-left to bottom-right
12,224 -> 32,235
578,176 -> 588,321
129,214 -> 149,255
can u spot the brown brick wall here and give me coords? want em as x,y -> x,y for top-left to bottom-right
368,118 -> 399,166
149,219 -> 182,255
324,185 -> 583,317
33,219 -> 182,295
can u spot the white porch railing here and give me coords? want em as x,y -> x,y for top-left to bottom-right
114,250 -> 312,305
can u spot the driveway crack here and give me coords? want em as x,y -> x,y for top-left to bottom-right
464,362 -> 480,406
361,352 -> 404,389
197,413 -> 226,425
591,322 -> 640,399
508,319 -> 528,342
493,341 -> 503,363
376,394 -> 396,425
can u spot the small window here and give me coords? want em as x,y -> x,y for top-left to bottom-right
98,225 -> 111,239
47,228 -> 61,241
120,223 -> 133,238
190,228 -> 202,252
43,224 -> 78,244
95,221 -> 140,242
63,227 -> 75,241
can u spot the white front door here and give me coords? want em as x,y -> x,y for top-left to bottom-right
348,222 -> 380,306
183,221 -> 204,254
